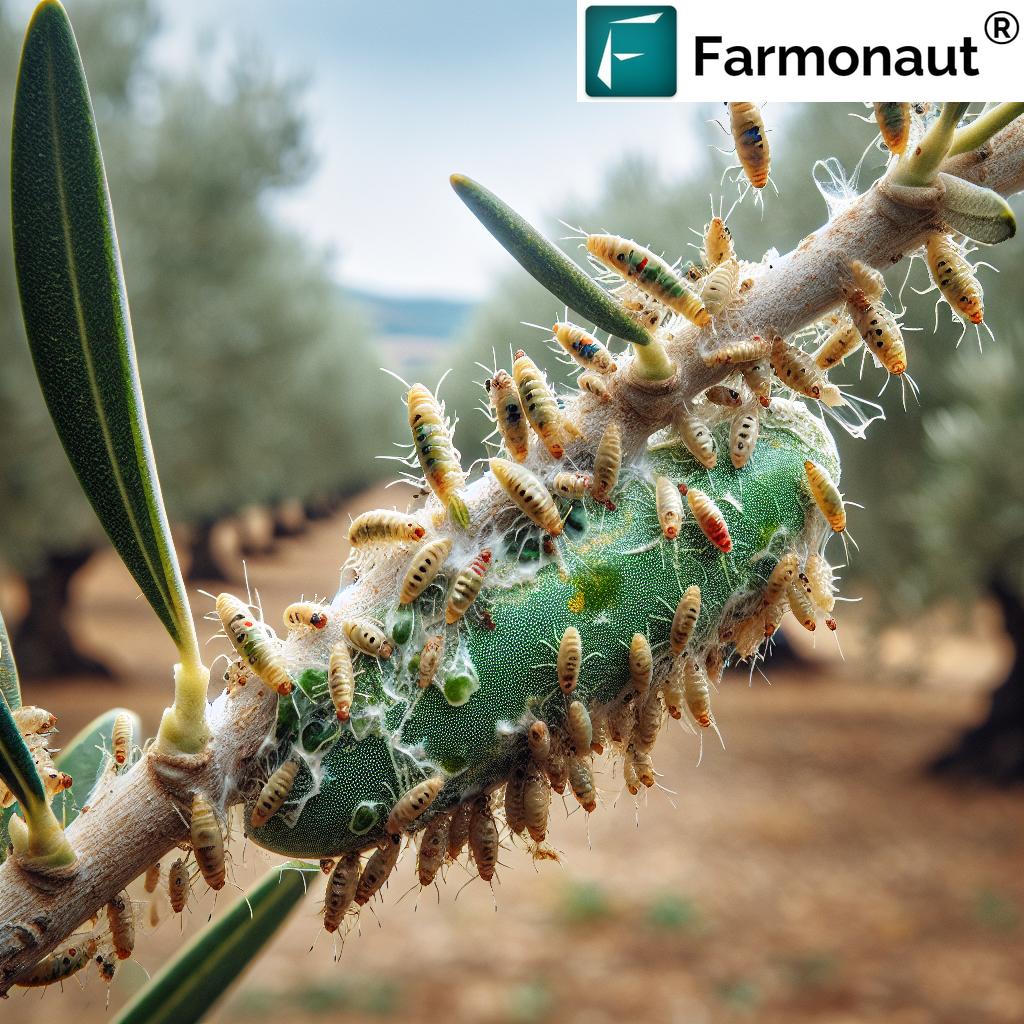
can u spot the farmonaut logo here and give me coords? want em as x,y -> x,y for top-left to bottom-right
585,6 -> 677,96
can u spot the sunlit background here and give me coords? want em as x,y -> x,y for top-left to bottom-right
2,1 -> 1023,1022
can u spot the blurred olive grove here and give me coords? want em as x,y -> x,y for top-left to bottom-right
0,0 -> 399,675
443,104 -> 1024,780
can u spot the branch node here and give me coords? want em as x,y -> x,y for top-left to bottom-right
147,746 -> 213,803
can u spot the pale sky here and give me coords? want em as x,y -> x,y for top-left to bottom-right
140,0 -> 703,300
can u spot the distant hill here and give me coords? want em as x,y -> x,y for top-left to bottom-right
346,288 -> 474,340
344,288 -> 476,376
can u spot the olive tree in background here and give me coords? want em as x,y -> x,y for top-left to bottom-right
0,0 -> 396,677
904,343 -> 1024,781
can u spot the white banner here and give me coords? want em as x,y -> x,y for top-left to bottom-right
577,0 -> 1024,101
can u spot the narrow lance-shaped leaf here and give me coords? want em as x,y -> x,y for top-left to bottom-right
0,612 -> 22,711
53,707 -> 141,827
0,686 -> 46,816
0,615 -> 74,870
450,173 -> 653,347
1,613 -> 26,860
113,861 -> 317,1024
11,0 -> 198,659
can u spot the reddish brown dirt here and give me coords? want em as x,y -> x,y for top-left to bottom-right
4,491 -> 1023,1024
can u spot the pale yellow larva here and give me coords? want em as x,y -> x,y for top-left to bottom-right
355,833 -> 402,905
216,593 -> 293,696
348,508 -> 426,547
15,939 -> 96,988
764,551 -> 799,606
328,640 -> 355,720
633,690 -> 665,755
787,579 -> 818,631
728,102 -> 770,189
631,747 -> 656,789
733,610 -> 768,658
566,700 -> 593,755
513,349 -> 572,459
813,317 -> 863,370
417,812 -> 451,886
568,757 -> 598,813
407,383 -> 470,528
386,775 -> 445,835
553,471 -> 592,500
670,585 -> 701,655
468,794 -> 499,882
586,234 -> 710,327
417,634 -> 446,689
662,668 -> 685,721
528,720 -> 551,764
490,458 -> 563,536
926,234 -> 984,325
591,422 -> 622,504
552,322 -> 617,374
682,658 -> 715,729
655,475 -> 684,539
250,759 -> 299,828
804,460 -> 846,532
699,258 -> 739,317
486,368 -> 530,463
190,793 -> 226,891
523,766 -> 551,843
12,706 -> 56,735
770,336 -> 824,399
557,627 -> 583,695
845,289 -> 907,375
282,601 -> 329,632
703,334 -> 772,368
805,553 -> 836,612
675,411 -> 717,469
342,618 -> 394,659
729,408 -> 760,469
324,851 -> 361,932
629,633 -> 653,698
741,358 -> 773,406
400,537 -> 453,604
848,259 -> 885,300
578,371 -> 611,402
445,550 -> 492,624
106,891 -> 135,960
111,711 -> 133,770
703,216 -> 734,267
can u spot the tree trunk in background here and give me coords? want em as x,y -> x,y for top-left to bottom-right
12,550 -> 112,679
760,629 -> 803,669
304,492 -> 335,520
186,520 -> 237,582
930,579 -> 1024,784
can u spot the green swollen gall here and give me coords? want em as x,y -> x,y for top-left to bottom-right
247,401 -> 839,857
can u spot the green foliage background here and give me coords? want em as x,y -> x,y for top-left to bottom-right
0,0 -> 399,579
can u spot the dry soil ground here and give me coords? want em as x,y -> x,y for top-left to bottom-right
4,489 -> 1023,1024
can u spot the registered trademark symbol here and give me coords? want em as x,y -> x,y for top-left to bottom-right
985,10 -> 1019,43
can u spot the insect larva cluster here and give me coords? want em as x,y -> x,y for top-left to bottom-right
150,95 -> 1012,975
2,704 -> 71,808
